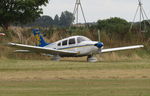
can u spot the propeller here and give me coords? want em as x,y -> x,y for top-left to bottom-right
94,30 -> 104,53
94,42 -> 104,53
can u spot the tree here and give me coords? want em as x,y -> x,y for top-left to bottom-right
28,15 -> 54,27
97,17 -> 130,40
59,11 -> 75,27
53,15 -> 60,26
0,0 -> 49,29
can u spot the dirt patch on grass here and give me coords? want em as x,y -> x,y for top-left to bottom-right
1,69 -> 150,81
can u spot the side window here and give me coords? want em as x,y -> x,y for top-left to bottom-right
57,42 -> 61,46
69,38 -> 75,45
62,40 -> 68,46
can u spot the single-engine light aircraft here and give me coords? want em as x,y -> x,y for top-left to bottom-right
8,29 -> 144,62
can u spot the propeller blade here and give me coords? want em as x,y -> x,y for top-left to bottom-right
98,30 -> 100,42
98,48 -> 102,53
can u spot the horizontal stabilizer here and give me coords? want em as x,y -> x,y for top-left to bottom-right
14,50 -> 31,53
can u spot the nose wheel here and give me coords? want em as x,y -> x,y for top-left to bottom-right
87,55 -> 98,62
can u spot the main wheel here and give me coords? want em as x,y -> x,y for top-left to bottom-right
87,55 -> 98,62
52,55 -> 61,61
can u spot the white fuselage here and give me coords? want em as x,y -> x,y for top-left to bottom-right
44,36 -> 99,57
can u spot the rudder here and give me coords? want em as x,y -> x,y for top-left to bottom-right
32,29 -> 48,47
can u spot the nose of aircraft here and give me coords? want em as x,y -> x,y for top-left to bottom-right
95,42 -> 104,48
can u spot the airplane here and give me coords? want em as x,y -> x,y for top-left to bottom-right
0,33 -> 5,36
7,29 -> 144,62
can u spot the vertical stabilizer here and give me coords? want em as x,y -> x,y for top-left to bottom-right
32,29 -> 48,47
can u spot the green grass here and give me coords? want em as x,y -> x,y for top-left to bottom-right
0,59 -> 150,71
0,59 -> 150,96
0,79 -> 150,96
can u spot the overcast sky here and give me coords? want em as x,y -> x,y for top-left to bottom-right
42,0 -> 150,23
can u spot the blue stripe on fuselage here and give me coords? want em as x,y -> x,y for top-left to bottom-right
57,44 -> 94,50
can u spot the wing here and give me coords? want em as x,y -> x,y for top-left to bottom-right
101,45 -> 144,53
7,43 -> 78,56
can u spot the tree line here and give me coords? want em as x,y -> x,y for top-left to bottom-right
24,11 -> 74,27
0,0 -> 150,43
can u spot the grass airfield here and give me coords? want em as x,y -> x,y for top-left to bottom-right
0,58 -> 150,96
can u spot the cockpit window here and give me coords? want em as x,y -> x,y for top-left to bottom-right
77,37 -> 90,43
62,40 -> 68,46
69,38 -> 75,45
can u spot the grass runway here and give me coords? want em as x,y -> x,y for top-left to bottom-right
0,59 -> 150,96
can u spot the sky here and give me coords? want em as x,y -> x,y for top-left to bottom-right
42,0 -> 150,23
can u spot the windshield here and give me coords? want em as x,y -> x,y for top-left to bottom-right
77,36 -> 91,43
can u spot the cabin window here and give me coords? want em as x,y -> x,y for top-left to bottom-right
58,42 -> 61,46
62,40 -> 68,46
69,38 -> 75,45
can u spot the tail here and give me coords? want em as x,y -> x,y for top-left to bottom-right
32,29 -> 49,47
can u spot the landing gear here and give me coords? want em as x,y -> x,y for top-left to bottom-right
51,55 -> 61,61
87,55 -> 98,62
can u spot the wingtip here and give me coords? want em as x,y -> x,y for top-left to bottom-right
7,42 -> 16,46
139,45 -> 144,48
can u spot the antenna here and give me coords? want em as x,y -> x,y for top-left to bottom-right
129,0 -> 150,33
73,0 -> 87,25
